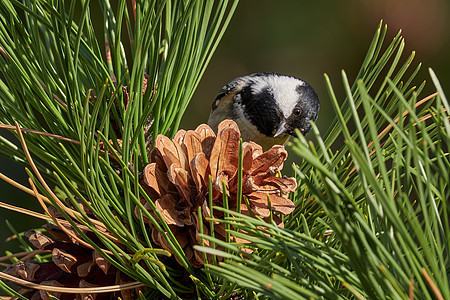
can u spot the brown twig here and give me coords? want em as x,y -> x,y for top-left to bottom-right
0,46 -> 10,59
0,123 -> 80,144
409,278 -> 414,300
0,271 -> 144,294
366,92 -> 438,150
0,250 -> 46,263
0,200 -> 53,223
422,268 -> 444,300
348,93 -> 439,176
0,171 -> 51,202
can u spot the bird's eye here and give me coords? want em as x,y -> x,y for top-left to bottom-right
293,107 -> 302,116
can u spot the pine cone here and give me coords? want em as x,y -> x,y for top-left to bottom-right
3,201 -> 140,300
137,120 -> 297,267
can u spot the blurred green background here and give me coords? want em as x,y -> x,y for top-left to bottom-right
1,0 -> 449,254
182,0 -> 450,132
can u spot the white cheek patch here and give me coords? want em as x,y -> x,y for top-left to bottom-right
250,75 -> 306,119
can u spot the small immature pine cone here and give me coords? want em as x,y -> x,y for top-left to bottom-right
137,120 -> 297,267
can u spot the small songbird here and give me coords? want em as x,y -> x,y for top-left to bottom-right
208,72 -> 320,150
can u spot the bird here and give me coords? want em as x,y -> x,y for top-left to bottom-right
207,72 -> 320,150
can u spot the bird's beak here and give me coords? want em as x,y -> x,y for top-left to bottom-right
273,120 -> 287,137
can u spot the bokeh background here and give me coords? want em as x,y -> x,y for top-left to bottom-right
1,0 -> 449,254
182,0 -> 450,132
